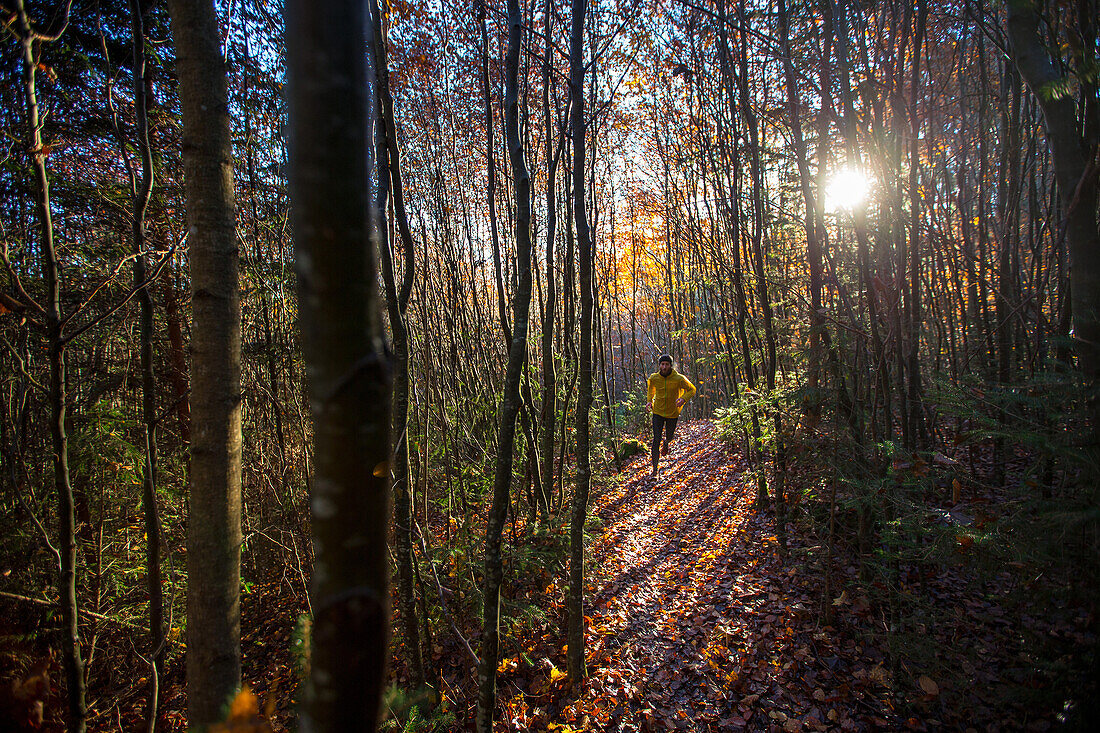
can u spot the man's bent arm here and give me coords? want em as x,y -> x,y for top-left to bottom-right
681,376 -> 697,401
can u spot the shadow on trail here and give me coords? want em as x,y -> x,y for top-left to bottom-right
588,468 -> 734,663
567,421 -> 883,732
579,422 -> 766,729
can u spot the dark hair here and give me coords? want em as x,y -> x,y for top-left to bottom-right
658,353 -> 673,365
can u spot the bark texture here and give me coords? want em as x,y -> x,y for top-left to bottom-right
567,0 -> 592,683
14,2 -> 85,729
369,0 -> 425,690
476,0 -> 534,726
166,0 -> 243,726
287,0 -> 392,729
127,0 -> 165,727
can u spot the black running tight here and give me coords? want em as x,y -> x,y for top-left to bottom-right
651,414 -> 678,468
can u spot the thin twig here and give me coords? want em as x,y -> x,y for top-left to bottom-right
0,590 -> 142,629
60,245 -> 176,346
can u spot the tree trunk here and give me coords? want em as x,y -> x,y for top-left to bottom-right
778,0 -> 826,419
567,0 -> 592,682
369,0 -> 426,690
166,0 -> 243,725
906,0 -> 929,447
538,0 -> 562,520
481,0 -> 511,346
1006,1 -> 1100,383
737,0 -> 777,511
475,0 -> 534,726
286,0 -> 392,728
14,3 -> 85,730
715,0 -> 763,487
128,1 -> 165,727
161,266 -> 191,444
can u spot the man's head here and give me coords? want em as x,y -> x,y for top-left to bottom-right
658,353 -> 673,376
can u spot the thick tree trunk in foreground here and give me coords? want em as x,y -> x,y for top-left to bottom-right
166,0 -> 243,726
287,0 -> 392,730
476,0 -> 534,727
566,0 -> 592,683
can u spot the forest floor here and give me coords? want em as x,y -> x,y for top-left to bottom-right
483,421 -> 1092,732
11,422 -> 1094,731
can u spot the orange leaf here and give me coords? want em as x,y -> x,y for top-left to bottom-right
228,687 -> 259,721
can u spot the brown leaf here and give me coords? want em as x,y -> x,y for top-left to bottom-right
919,675 -> 940,696
869,662 -> 891,687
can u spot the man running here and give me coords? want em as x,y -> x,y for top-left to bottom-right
646,353 -> 696,477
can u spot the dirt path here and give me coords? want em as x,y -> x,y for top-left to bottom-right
550,421 -> 894,732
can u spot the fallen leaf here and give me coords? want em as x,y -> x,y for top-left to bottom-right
869,663 -> 891,687
919,675 -> 940,696
228,688 -> 258,720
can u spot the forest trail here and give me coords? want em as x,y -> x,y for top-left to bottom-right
549,421 -> 896,731
530,420 -> 1090,733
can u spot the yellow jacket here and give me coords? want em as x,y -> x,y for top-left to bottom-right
647,369 -> 697,418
